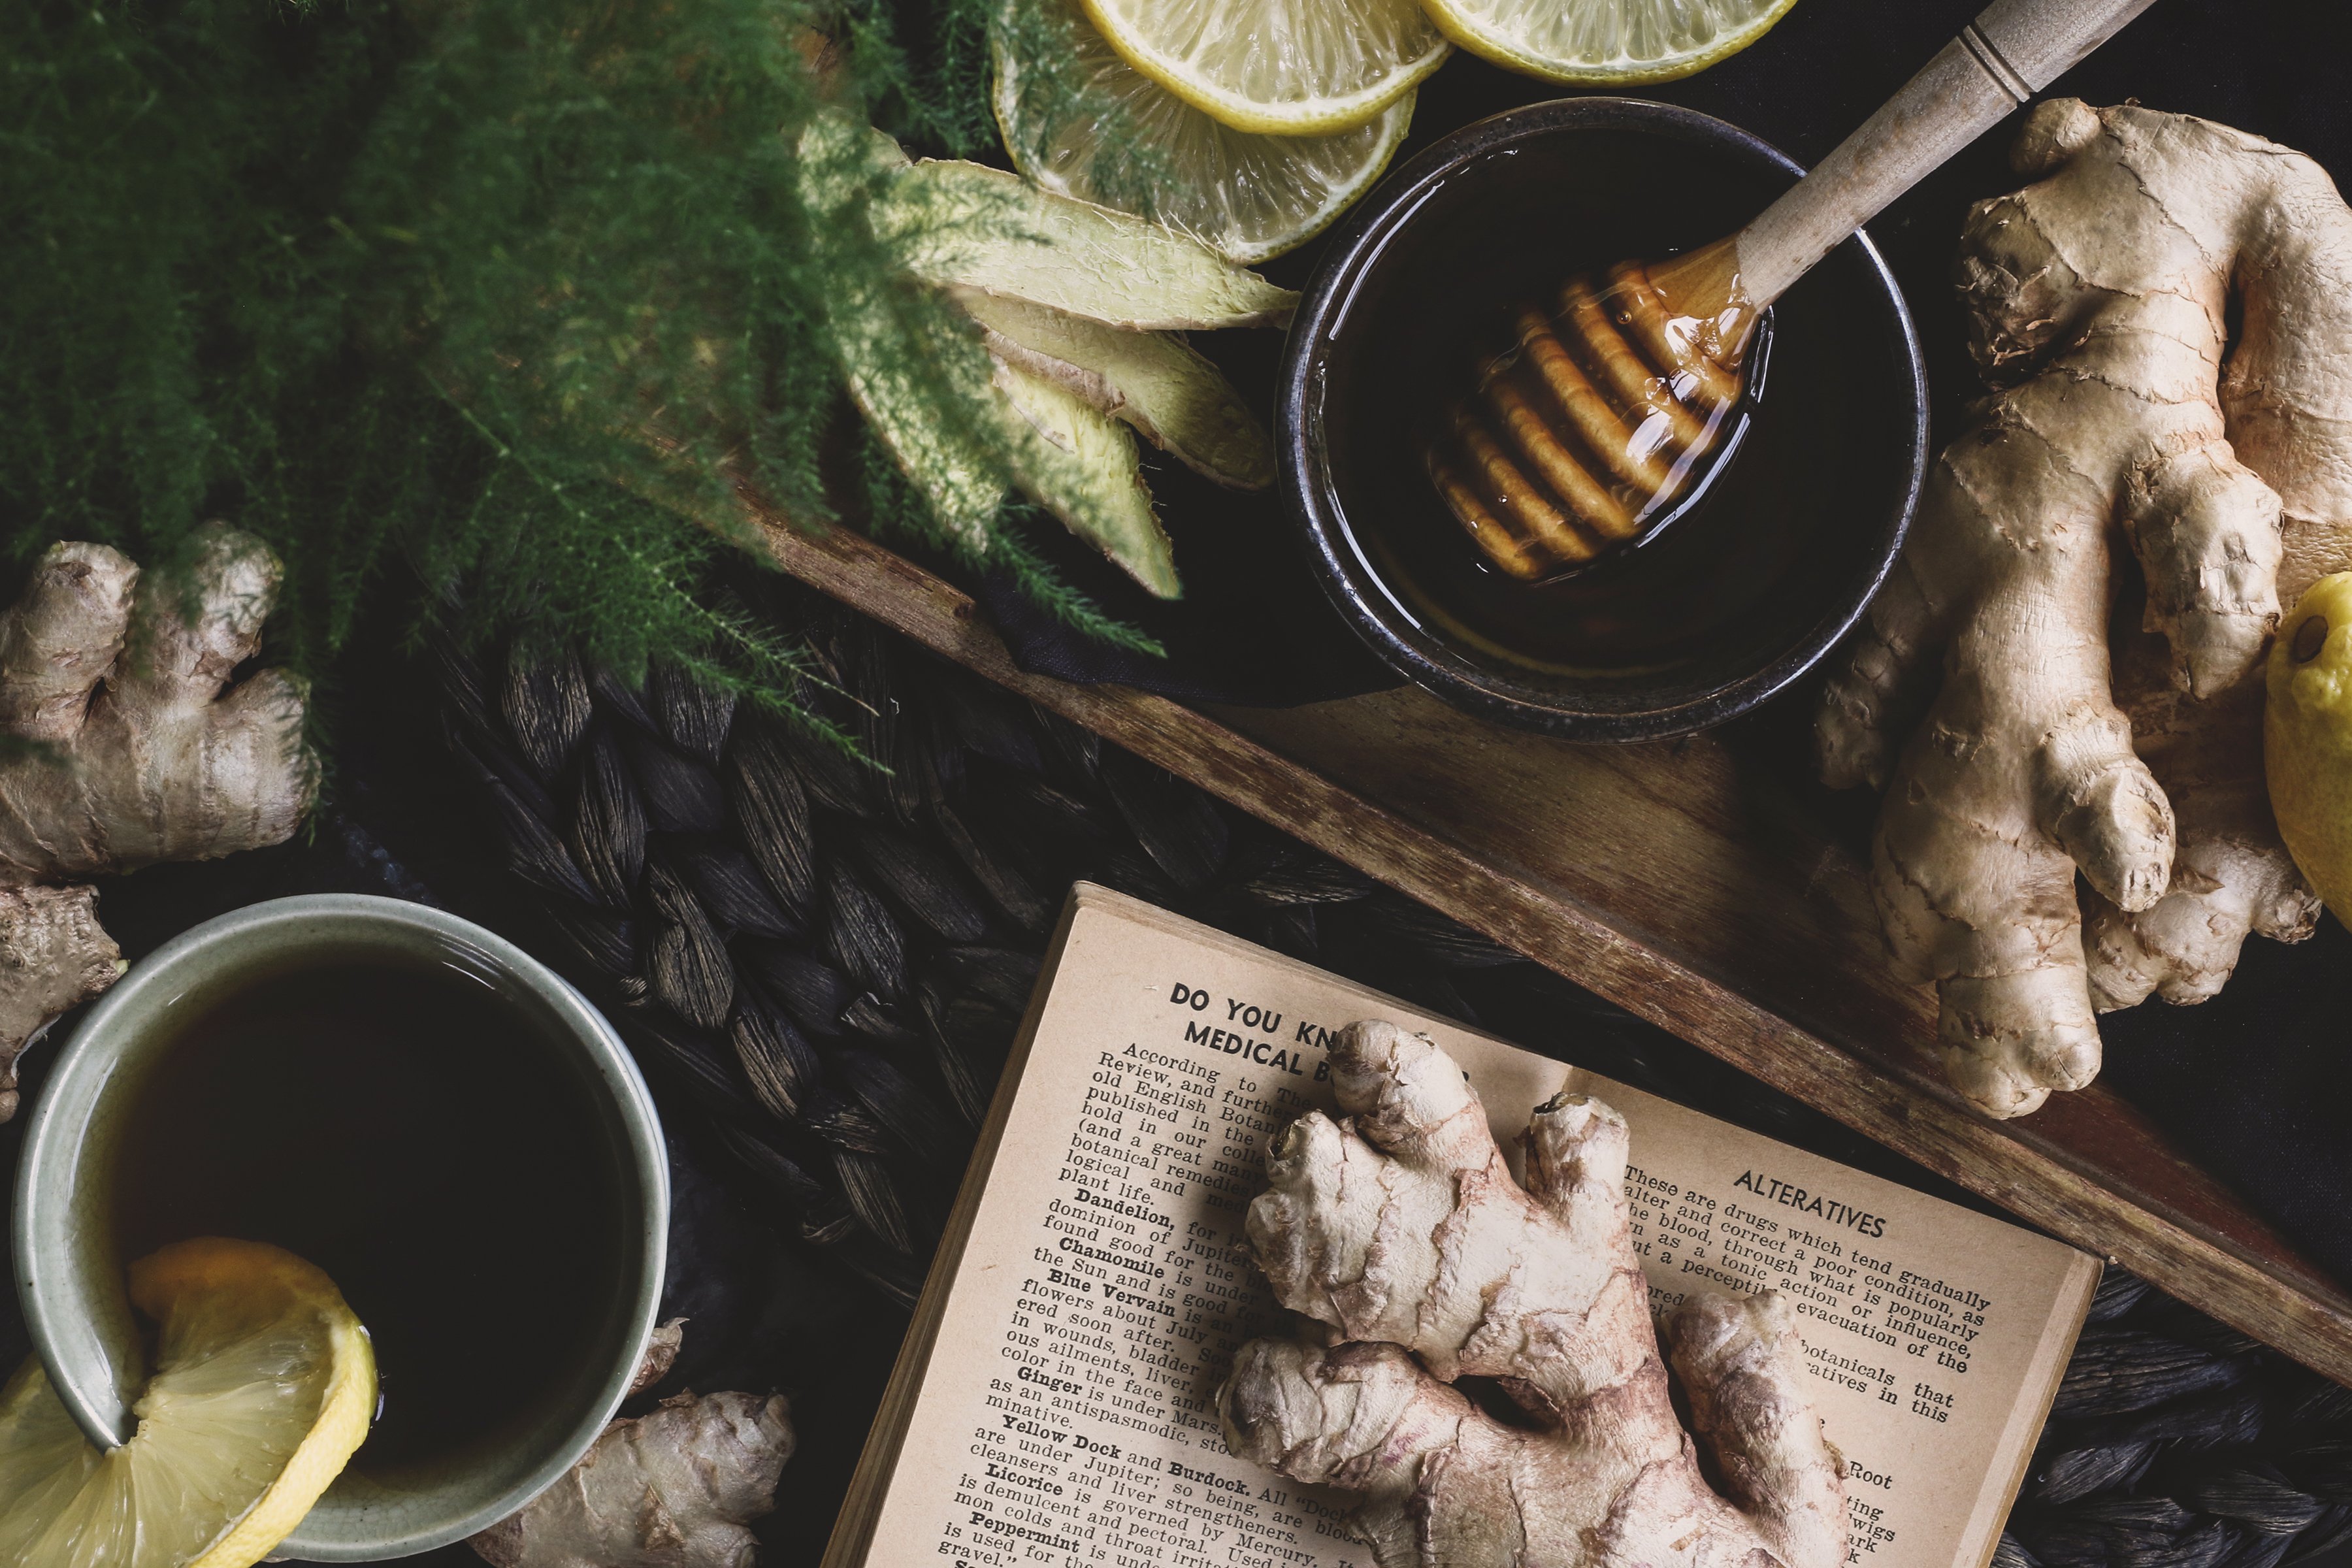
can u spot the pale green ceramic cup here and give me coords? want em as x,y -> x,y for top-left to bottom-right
12,894 -> 668,1561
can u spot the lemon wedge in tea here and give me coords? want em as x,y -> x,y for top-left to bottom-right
0,1239 -> 376,1568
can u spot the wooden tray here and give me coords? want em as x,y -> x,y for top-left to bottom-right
743,502 -> 2352,1388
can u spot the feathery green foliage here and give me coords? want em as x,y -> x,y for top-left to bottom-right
0,0 -> 1169,738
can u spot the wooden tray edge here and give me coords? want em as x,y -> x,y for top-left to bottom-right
743,502 -> 2352,1388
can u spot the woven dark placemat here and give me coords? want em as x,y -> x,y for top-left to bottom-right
423,574 -> 2352,1568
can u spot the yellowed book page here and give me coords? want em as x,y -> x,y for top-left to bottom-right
847,887 -> 2097,1568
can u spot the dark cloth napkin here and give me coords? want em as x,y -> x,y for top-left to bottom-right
2099,917 -> 2352,1285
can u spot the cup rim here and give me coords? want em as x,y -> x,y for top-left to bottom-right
11,893 -> 669,1561
1279,94 -> 1929,742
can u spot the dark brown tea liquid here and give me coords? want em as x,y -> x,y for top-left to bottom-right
1320,127 -> 1909,683
108,958 -> 623,1475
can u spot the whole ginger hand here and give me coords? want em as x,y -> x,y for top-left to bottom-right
1218,1022 -> 1845,1568
1815,101 -> 2352,1117
0,526 -> 312,1117
469,1390 -> 794,1568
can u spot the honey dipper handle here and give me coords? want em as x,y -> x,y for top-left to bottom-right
1731,0 -> 2160,305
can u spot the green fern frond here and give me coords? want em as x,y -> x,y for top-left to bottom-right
0,0 -> 1173,764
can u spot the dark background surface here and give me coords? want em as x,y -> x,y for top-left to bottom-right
1,3 -> 2348,1563
984,0 -> 2352,1300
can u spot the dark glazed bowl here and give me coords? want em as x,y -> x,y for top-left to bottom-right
1282,97 -> 1927,741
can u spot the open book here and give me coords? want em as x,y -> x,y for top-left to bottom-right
825,885 -> 2099,1568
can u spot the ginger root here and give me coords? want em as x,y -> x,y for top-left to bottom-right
1815,101 -> 2352,1117
468,1390 -> 794,1568
0,527 -> 312,1119
1219,1022 -> 1845,1568
798,112 -> 1284,600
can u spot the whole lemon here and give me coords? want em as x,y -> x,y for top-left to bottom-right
2268,572 -> 2352,926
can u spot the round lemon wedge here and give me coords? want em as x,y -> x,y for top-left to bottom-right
996,1 -> 1414,263
1077,0 -> 1445,135
1421,0 -> 1798,84
0,1239 -> 376,1568
2268,572 -> 2352,926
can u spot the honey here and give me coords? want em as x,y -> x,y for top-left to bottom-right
1430,250 -> 1762,583
1315,126 -> 1912,681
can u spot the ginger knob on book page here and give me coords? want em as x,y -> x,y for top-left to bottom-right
823,886 -> 2099,1568
1223,1020 -> 1847,1568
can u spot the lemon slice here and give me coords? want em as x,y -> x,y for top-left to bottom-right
1077,0 -> 1445,135
0,1239 -> 376,1568
995,1 -> 1414,263
1422,0 -> 1797,84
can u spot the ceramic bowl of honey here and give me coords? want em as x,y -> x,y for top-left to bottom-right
1283,96 -> 1927,741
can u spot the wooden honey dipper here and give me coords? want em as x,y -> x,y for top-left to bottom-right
1431,0 -> 2161,583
